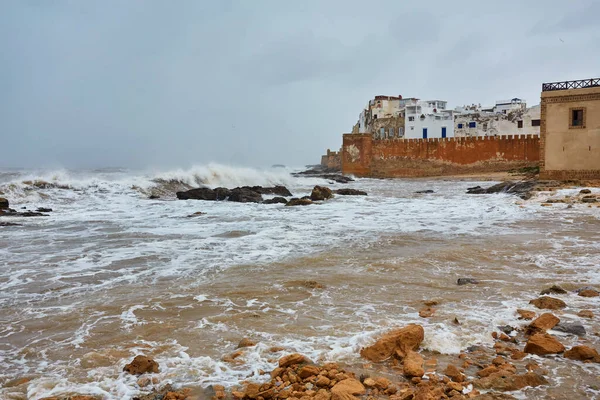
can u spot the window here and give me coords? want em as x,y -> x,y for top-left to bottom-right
389,127 -> 395,137
468,122 -> 476,128
531,119 -> 540,127
517,120 -> 523,128
380,128 -> 385,137
399,127 -> 404,136
570,108 -> 585,128
408,116 -> 415,121
457,123 -> 463,129
373,115 -> 377,119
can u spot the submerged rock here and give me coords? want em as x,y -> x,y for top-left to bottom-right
310,186 -> 334,201
123,355 -> 159,375
415,190 -> 434,194
474,372 -> 548,391
540,285 -> 567,295
334,189 -> 367,196
176,187 -> 217,201
176,186 -> 291,203
457,278 -> 479,285
285,198 -> 313,206
360,324 -> 424,362
466,181 -> 537,200
578,288 -> 599,297
228,188 -> 263,203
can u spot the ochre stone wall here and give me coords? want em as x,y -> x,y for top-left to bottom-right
342,134 -> 539,177
540,86 -> 600,180
320,149 -> 342,170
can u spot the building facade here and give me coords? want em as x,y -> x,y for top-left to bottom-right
404,99 -> 454,139
454,104 -> 540,137
540,78 -> 600,180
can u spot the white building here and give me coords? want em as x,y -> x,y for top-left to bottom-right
454,104 -> 541,137
493,98 -> 526,114
404,99 -> 454,139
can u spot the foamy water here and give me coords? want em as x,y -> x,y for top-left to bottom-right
1,165 -> 599,399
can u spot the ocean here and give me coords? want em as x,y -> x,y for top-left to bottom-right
0,165 -> 599,399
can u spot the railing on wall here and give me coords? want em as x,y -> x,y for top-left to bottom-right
542,78 -> 600,92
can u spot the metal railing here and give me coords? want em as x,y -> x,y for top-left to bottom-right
542,78 -> 600,92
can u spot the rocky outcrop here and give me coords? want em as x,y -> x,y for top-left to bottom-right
263,197 -> 288,204
278,353 -> 310,368
310,186 -> 334,201
123,355 -> 159,375
0,198 -> 9,209
444,364 -> 465,383
578,289 -> 599,297
331,379 -> 365,400
529,296 -> 566,310
524,333 -> 565,355
176,186 -> 291,203
334,189 -> 367,196
466,181 -> 537,200
286,198 -> 313,206
360,324 -> 424,362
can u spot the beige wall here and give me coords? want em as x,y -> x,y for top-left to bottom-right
542,86 -> 600,173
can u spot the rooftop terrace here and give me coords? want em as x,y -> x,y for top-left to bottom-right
542,78 -> 600,92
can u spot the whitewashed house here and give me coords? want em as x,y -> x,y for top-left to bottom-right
404,99 -> 454,139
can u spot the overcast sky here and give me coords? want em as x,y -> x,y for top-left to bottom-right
1,0 -> 598,169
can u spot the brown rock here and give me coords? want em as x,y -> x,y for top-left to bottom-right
298,365 -> 321,379
244,383 -> 261,399
446,381 -> 463,392
474,371 -> 548,391
529,313 -> 560,331
315,375 -> 331,387
310,186 -> 334,201
579,289 -> 599,297
269,347 -> 286,353
578,310 -> 594,319
423,300 -> 439,307
564,345 -> 600,362
359,324 -> 424,362
540,285 -> 567,295
123,355 -> 159,375
516,309 -> 535,320
418,307 -> 435,318
0,197 -> 8,209
403,351 -> 424,378
529,296 -> 566,310
444,364 -> 465,383
477,366 -> 499,378
279,353 -> 310,368
331,379 -> 365,400
374,377 -> 391,390
238,338 -> 257,348
524,333 -> 565,355
510,350 -> 527,361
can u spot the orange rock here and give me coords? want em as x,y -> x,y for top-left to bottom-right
359,325 -> 424,362
528,296 -> 566,310
529,313 -> 560,331
298,365 -> 321,379
123,355 -> 159,375
579,289 -> 599,297
238,338 -> 257,348
444,364 -> 465,383
419,307 -> 435,318
473,372 -> 548,391
402,351 -> 424,378
516,309 -> 536,320
510,350 -> 527,360
564,345 -> 600,362
279,354 -> 311,368
330,379 -> 365,400
476,366 -> 499,378
446,381 -> 463,392
524,333 -> 565,356
374,377 -> 391,390
578,310 -> 594,319
315,375 -> 331,387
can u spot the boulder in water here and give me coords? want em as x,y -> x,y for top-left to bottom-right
359,324 -> 424,362
466,181 -> 537,200
0,198 -> 9,209
123,355 -> 159,375
310,186 -> 334,201
529,296 -> 566,310
263,197 -> 288,204
524,333 -> 565,355
457,278 -> 479,285
540,285 -> 567,295
415,190 -> 434,194
286,198 -> 313,206
176,187 -> 217,201
564,345 -> 600,362
214,187 -> 232,200
553,322 -> 586,336
228,188 -> 263,203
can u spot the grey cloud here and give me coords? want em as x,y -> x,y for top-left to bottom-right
0,0 -> 599,169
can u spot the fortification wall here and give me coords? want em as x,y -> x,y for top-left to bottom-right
342,134 -> 540,177
320,149 -> 342,170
